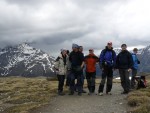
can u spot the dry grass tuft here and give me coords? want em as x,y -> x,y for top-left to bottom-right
0,76 -> 58,113
127,77 -> 150,113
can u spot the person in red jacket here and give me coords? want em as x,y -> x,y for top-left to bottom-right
84,49 -> 99,95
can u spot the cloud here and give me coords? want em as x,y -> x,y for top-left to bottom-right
0,0 -> 150,57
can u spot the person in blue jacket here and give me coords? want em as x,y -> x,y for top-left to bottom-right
131,48 -> 140,88
98,42 -> 116,96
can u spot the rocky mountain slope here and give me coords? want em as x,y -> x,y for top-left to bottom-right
0,43 -> 55,77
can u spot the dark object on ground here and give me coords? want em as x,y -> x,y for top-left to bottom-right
135,75 -> 147,89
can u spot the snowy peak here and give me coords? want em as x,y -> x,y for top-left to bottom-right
0,43 -> 55,77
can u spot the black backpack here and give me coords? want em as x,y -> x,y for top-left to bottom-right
136,76 -> 147,89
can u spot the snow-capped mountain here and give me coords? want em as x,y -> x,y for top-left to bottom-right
138,45 -> 150,72
0,43 -> 55,77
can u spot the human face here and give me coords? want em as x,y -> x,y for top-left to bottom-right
79,47 -> 83,52
121,45 -> 127,51
89,50 -> 94,54
107,44 -> 112,49
134,50 -> 138,54
62,50 -> 67,56
73,47 -> 78,52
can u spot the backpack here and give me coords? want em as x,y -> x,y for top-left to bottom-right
136,76 -> 147,89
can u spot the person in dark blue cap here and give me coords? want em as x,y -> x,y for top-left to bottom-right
69,43 -> 85,96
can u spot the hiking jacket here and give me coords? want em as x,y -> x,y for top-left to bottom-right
69,51 -> 84,67
99,46 -> 116,68
132,53 -> 140,70
84,53 -> 99,72
54,54 -> 69,75
116,50 -> 133,69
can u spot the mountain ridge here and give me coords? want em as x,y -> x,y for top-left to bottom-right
0,43 -> 55,77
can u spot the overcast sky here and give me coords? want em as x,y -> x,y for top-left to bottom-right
0,0 -> 150,56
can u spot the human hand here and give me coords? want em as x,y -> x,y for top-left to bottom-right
128,68 -> 132,72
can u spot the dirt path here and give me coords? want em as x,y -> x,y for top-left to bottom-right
31,83 -> 128,113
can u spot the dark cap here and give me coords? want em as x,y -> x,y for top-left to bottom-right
72,43 -> 79,48
121,44 -> 127,47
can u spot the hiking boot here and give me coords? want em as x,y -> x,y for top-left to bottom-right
88,92 -> 92,95
106,92 -> 112,95
98,92 -> 103,96
68,91 -> 74,95
78,92 -> 82,96
121,91 -> 129,94
58,92 -> 65,96
82,90 -> 87,93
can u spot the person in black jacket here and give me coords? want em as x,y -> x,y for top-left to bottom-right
69,44 -> 85,96
116,44 -> 133,94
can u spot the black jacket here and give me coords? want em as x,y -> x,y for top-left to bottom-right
116,50 -> 133,69
69,51 -> 84,67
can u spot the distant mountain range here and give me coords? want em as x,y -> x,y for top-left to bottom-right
114,46 -> 150,73
0,43 -> 150,77
0,43 -> 55,77
96,46 -> 150,76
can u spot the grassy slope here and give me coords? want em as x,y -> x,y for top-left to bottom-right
0,76 -> 149,113
0,77 -> 58,113
127,76 -> 150,113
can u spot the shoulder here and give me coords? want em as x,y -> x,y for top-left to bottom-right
127,51 -> 132,55
100,49 -> 106,54
117,52 -> 122,56
111,49 -> 116,54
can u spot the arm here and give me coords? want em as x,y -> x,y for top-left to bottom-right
115,54 -> 119,69
81,61 -> 85,69
80,52 -> 85,68
54,57 -> 60,70
128,53 -> 134,70
113,51 -> 117,68
99,50 -> 104,69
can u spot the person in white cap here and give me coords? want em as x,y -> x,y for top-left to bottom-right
54,48 -> 69,96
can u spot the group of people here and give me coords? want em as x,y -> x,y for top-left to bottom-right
54,42 -> 140,96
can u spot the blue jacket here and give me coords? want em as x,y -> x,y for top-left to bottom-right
99,47 -> 116,68
132,53 -> 140,70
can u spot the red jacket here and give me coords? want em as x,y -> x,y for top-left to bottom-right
84,54 -> 98,73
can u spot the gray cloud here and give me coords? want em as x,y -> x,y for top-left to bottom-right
0,0 -> 150,57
